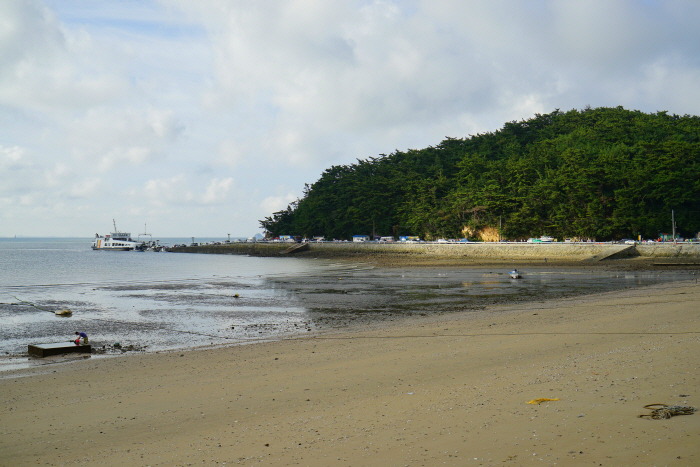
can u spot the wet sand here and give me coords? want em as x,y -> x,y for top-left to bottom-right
1,279 -> 698,466
5,260 -> 690,370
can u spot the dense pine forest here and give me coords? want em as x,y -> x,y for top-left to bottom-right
260,107 -> 700,241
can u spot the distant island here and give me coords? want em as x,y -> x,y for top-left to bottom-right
260,106 -> 700,242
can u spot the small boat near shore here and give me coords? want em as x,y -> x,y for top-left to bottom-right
509,269 -> 522,279
135,223 -> 166,251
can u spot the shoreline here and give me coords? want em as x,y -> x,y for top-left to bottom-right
1,279 -> 698,465
170,241 -> 700,270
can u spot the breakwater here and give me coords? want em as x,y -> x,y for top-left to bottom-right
168,241 -> 700,264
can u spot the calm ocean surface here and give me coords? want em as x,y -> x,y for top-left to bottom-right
0,238 -> 693,372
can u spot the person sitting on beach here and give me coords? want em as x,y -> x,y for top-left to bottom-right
74,331 -> 89,346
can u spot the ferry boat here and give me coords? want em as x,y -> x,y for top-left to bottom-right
92,220 -> 141,251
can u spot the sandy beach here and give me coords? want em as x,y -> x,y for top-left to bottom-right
1,279 -> 698,466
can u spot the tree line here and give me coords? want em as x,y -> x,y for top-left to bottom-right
260,107 -> 700,241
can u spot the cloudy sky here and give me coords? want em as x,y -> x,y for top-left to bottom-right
2,0 -> 699,238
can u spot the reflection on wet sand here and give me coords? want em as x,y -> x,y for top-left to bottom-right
1,264 -> 693,372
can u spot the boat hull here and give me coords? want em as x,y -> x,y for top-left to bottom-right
92,232 -> 141,251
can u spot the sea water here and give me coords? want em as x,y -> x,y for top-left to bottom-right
0,238 -> 692,372
0,238 -> 345,370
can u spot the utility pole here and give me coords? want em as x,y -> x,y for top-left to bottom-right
672,210 -> 676,242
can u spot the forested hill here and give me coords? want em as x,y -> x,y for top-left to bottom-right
260,107 -> 700,241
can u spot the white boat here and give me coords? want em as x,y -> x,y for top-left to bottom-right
92,220 -> 142,251
509,269 -> 522,279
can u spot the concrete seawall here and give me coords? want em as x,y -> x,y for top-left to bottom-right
169,242 -> 700,263
635,243 -> 700,258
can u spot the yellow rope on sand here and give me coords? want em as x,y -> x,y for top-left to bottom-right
527,398 -> 560,404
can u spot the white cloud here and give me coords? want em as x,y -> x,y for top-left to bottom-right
64,107 -> 184,170
138,175 -> 235,208
141,175 -> 191,207
42,162 -> 71,188
67,177 -> 102,199
0,145 -> 27,170
0,1 -> 127,114
0,145 -> 39,198
201,177 -> 234,204
260,193 -> 299,215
